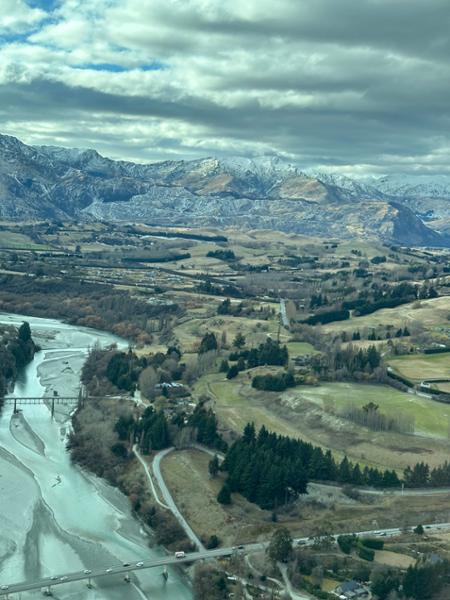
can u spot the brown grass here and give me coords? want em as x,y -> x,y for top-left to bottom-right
160,451 -> 450,546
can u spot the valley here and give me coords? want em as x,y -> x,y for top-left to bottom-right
2,134 -> 450,246
2,172 -> 450,600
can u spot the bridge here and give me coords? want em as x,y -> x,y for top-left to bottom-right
2,523 -> 450,597
4,391 -> 132,418
0,547 -> 237,597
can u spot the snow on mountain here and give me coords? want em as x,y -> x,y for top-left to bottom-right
375,175 -> 450,199
0,133 -> 449,245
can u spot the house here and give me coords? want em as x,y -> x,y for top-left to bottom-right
333,580 -> 369,599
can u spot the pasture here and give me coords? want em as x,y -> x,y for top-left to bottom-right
388,352 -> 450,384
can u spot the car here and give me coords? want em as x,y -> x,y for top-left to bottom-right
50,576 -> 58,581
60,576 -> 68,581
237,545 -> 244,550
123,562 -> 131,567
83,569 -> 92,574
0,586 -> 8,591
175,551 -> 185,559
136,562 -> 144,567
106,568 -> 112,573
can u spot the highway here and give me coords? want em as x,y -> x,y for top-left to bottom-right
2,522 -> 450,596
0,548 -> 234,597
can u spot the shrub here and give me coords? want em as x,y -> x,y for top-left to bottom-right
358,544 -> 375,561
206,534 -> 221,549
360,537 -> 384,550
337,534 -> 357,554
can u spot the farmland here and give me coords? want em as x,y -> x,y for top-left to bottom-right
195,371 -> 450,470
388,352 -> 450,384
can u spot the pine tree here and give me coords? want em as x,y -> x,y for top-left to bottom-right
209,455 -> 220,478
18,321 -> 31,342
338,456 -> 352,483
217,483 -> 231,505
233,332 -> 246,349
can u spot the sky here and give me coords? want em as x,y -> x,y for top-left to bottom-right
1,0 -> 450,174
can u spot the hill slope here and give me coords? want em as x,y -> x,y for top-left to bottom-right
0,134 -> 448,246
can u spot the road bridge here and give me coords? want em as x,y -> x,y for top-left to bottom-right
2,523 -> 450,597
0,548 -> 235,597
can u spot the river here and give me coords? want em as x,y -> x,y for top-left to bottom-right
0,313 -> 193,600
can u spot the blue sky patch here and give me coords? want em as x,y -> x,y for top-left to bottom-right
25,0 -> 59,11
72,61 -> 167,73
141,61 -> 167,71
74,63 -> 129,73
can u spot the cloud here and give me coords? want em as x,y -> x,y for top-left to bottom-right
0,0 -> 450,174
0,0 -> 46,35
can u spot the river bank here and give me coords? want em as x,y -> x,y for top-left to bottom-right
0,312 -> 193,600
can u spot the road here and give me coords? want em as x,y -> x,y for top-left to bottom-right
152,447 -> 206,551
2,523 -> 450,596
133,444 -> 170,510
0,548 -> 233,597
278,563 -> 311,600
280,298 -> 290,328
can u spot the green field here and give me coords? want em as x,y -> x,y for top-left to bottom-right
388,352 -> 450,383
193,370 -> 450,470
323,297 -> 450,334
195,370 -> 450,439
286,341 -> 317,357
193,371 -> 304,438
296,382 -> 450,437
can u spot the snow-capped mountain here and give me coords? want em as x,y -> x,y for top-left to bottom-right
375,174 -> 450,199
0,133 -> 449,246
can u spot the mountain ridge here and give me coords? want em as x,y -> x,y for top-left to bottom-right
1,133 -> 449,246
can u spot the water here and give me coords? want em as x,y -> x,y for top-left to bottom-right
0,313 -> 193,599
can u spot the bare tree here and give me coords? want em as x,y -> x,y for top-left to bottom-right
139,366 -> 158,400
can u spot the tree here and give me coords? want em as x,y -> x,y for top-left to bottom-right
139,366 -> 158,399
199,332 -> 218,354
219,359 -> 229,373
337,534 -> 356,554
206,534 -> 220,549
209,455 -> 220,478
370,565 -> 401,600
114,414 -> 135,441
267,527 -> 293,563
217,483 -> 231,505
233,332 -> 246,349
217,298 -> 231,315
18,321 -> 31,343
226,365 -> 239,379
414,524 -> 424,535
403,563 -> 442,599
193,564 -> 228,600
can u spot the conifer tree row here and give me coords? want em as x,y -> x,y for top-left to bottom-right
220,423 -> 400,509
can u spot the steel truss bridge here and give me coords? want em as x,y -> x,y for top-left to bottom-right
3,391 -> 130,418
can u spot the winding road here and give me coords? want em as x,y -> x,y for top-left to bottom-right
152,447 -> 206,551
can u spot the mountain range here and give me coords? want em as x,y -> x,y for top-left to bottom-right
1,133 -> 450,247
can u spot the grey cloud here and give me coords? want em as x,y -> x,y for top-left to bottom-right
1,77 -> 448,172
135,0 -> 450,63
1,0 -> 450,174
